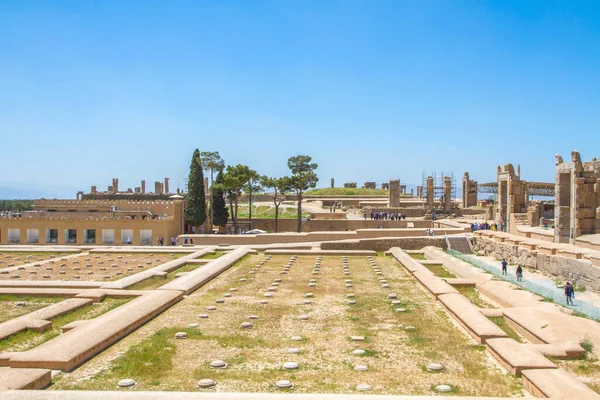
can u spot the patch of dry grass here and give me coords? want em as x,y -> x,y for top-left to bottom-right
0,297 -> 131,352
0,252 -> 181,282
52,254 -> 522,396
0,295 -> 63,324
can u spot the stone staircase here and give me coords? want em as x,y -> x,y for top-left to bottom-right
446,235 -> 473,254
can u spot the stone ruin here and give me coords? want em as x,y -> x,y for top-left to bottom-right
555,150 -> 600,243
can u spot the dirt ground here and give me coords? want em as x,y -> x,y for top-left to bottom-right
0,296 -> 63,324
0,252 -> 181,282
0,251 -> 70,267
51,254 -> 522,396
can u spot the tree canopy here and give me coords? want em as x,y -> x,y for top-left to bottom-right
184,149 -> 207,231
261,176 -> 292,233
212,170 -> 229,228
288,155 -> 319,232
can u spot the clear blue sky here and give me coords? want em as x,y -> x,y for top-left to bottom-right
1,0 -> 599,198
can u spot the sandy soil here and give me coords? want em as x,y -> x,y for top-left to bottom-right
0,252 -> 181,282
52,254 -> 522,396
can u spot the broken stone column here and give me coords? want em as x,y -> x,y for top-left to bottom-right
331,178 -> 334,188
426,177 -> 434,211
364,182 -> 376,189
155,181 -> 162,194
164,178 -> 170,194
141,180 -> 146,194
389,180 -> 400,207
443,176 -> 452,211
462,172 -> 478,208
112,178 -> 119,193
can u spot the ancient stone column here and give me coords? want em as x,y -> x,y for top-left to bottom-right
155,181 -> 162,194
164,178 -> 170,194
426,177 -> 434,211
141,180 -> 146,194
331,178 -> 334,188
112,178 -> 119,193
389,180 -> 400,207
443,176 -> 452,211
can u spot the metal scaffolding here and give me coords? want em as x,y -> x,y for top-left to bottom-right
422,171 -> 457,208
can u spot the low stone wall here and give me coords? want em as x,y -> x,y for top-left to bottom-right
322,237 -> 447,252
472,235 -> 600,291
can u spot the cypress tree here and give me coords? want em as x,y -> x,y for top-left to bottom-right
184,149 -> 207,231
212,170 -> 229,227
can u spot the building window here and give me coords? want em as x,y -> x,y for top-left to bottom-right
65,229 -> 77,244
84,229 -> 96,244
102,229 -> 115,245
46,229 -> 58,244
121,229 -> 133,245
8,229 -> 20,244
140,229 -> 153,245
26,229 -> 39,244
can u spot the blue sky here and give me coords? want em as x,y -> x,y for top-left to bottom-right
1,0 -> 599,198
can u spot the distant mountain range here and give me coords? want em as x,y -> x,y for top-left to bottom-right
0,183 -> 79,200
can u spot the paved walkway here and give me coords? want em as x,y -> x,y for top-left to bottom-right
453,252 -> 600,319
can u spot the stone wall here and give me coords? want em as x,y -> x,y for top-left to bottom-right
472,236 -> 600,291
322,237 -> 447,251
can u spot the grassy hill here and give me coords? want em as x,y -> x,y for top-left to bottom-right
304,188 -> 390,196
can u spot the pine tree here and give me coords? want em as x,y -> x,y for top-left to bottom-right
212,170 -> 229,228
184,149 -> 207,232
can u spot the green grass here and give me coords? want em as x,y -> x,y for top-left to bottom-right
127,264 -> 201,290
581,337 -> 594,357
78,327 -> 203,385
0,297 -> 131,352
488,317 -> 524,343
236,205 -> 310,219
304,188 -> 396,196
0,296 -> 65,323
456,287 -> 493,309
425,264 -> 456,279
409,253 -> 427,260
0,295 -> 64,303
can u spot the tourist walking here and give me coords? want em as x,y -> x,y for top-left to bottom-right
565,282 -> 575,305
171,237 -> 175,246
501,259 -> 508,275
516,265 -> 523,282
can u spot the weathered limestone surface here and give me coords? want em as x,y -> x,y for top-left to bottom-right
438,293 -> 507,343
100,249 -> 214,290
158,247 -> 251,294
0,368 -> 51,390
323,237 -> 447,251
522,368 -> 600,399
0,281 -> 102,289
7,290 -> 183,371
0,298 -> 92,340
486,338 -> 556,376
413,271 -> 458,298
503,306 -> 595,356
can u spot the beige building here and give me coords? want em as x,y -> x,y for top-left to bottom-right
0,196 -> 184,246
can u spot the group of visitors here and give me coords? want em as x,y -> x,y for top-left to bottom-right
501,259 -> 576,305
156,237 -> 165,246
425,228 -> 436,236
471,222 -> 499,231
501,258 -> 523,281
366,212 -> 407,220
